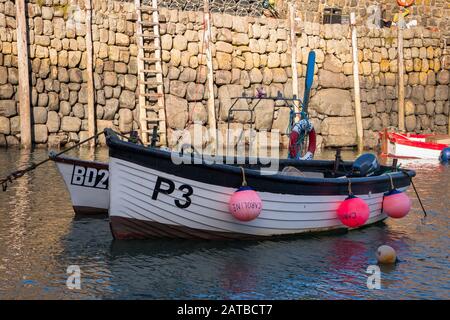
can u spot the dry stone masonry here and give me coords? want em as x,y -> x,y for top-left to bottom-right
0,0 -> 449,150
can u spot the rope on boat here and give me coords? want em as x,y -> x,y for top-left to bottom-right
395,169 -> 427,218
409,177 -> 428,218
0,131 -> 104,192
347,179 -> 353,196
240,167 -> 248,187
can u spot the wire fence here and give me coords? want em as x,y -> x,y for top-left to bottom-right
140,0 -> 265,17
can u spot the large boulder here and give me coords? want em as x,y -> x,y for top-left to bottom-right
310,89 -> 353,116
435,85 -> 449,101
61,116 -> 81,132
165,94 -> 188,130
33,124 -> 48,144
118,108 -> 133,133
321,117 -> 356,147
186,83 -> 204,101
169,80 -> 187,98
119,90 -> 136,109
0,116 -> 10,134
253,99 -> 274,130
323,54 -> 343,73
0,100 -> 17,117
0,84 -> 14,99
437,70 -> 449,85
104,98 -> 119,120
47,111 -> 60,133
33,107 -> 48,124
188,103 -> 207,125
318,69 -> 349,89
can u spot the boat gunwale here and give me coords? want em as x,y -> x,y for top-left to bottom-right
50,153 -> 109,170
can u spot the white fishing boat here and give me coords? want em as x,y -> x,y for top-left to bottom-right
380,130 -> 450,160
50,153 -> 109,215
104,129 -> 416,240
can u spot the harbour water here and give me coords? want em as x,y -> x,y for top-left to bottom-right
0,147 -> 448,299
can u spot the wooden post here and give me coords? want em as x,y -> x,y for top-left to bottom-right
288,3 -> 300,122
350,13 -> 364,152
204,0 -> 217,155
16,0 -> 32,148
397,10 -> 405,132
85,0 -> 96,147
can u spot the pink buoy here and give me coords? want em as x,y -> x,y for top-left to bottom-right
229,186 -> 262,222
337,195 -> 370,228
382,189 -> 412,219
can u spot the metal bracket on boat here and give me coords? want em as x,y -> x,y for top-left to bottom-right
225,91 -> 305,155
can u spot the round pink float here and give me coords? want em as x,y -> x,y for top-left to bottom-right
383,189 -> 412,219
229,186 -> 262,222
337,195 -> 370,228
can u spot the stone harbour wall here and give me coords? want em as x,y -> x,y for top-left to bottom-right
0,0 -> 449,150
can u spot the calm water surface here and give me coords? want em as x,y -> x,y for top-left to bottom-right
0,147 -> 448,299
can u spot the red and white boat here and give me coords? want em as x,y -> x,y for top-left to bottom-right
380,130 -> 450,160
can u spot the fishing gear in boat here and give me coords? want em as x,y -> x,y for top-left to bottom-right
288,51 -> 317,160
288,118 -> 316,160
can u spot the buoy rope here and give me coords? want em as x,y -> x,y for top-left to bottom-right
240,166 -> 248,187
409,176 -> 428,218
398,169 -> 427,218
386,173 -> 395,190
347,179 -> 353,196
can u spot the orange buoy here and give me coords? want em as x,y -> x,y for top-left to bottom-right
397,0 -> 415,7
376,245 -> 397,264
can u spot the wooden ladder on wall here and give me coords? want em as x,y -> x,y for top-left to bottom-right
135,0 -> 167,146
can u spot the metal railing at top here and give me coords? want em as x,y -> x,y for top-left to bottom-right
141,0 -> 266,17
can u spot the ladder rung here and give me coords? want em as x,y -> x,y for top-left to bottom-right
144,118 -> 164,122
143,69 -> 160,74
142,127 -> 163,133
141,93 -> 163,98
140,45 -> 157,51
138,5 -> 157,12
138,21 -> 159,27
141,57 -> 161,62
136,34 -> 157,39
140,81 -> 163,86
144,104 -> 162,112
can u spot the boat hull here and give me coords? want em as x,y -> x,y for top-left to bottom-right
105,129 -> 414,240
106,136 -> 415,240
52,155 -> 109,215
109,157 -> 391,240
381,131 -> 449,160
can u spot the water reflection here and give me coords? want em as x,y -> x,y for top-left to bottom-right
0,147 -> 448,299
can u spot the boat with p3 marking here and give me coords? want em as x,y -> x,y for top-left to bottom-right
104,129 -> 416,240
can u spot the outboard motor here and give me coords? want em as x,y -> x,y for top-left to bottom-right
351,154 -> 380,177
439,147 -> 450,164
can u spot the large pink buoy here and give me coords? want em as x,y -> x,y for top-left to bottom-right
382,189 -> 412,219
229,186 -> 262,222
337,195 -> 370,228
